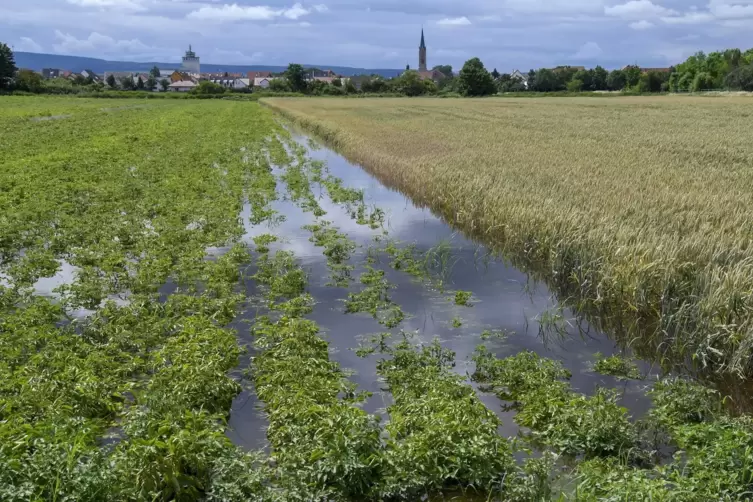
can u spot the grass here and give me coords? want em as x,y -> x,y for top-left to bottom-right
263,96 -> 753,377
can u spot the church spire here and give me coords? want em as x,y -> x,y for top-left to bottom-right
418,27 -> 427,71
419,28 -> 426,49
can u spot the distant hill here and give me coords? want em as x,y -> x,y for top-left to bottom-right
13,52 -> 403,78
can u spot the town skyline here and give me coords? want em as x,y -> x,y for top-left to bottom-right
2,1 -> 752,71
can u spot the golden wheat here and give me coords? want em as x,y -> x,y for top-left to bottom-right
264,96 -> 753,376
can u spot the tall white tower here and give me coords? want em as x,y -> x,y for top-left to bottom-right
182,45 -> 200,74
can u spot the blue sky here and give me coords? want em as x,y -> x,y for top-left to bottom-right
1,0 -> 752,70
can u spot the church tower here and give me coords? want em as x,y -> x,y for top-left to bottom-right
418,29 -> 427,72
181,45 -> 200,74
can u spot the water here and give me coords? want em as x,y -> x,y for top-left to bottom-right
225,134 -> 656,450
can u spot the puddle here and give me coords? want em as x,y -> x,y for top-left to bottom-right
30,114 -> 71,122
224,133 -> 657,450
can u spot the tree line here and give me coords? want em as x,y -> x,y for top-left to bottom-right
4,41 -> 753,97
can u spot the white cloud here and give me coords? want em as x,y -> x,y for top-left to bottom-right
312,4 -> 328,13
503,0 -> 605,15
186,3 -> 312,22
660,11 -> 715,24
708,1 -> 753,19
53,30 -> 152,55
629,19 -> 654,29
66,0 -> 145,11
605,0 -> 676,19
16,36 -> 43,52
477,14 -> 502,22
436,16 -> 472,25
573,41 -> 603,59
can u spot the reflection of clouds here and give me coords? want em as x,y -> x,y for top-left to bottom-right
33,259 -> 78,297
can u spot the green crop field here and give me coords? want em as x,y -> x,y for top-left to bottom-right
2,95 -> 753,501
264,96 -> 753,378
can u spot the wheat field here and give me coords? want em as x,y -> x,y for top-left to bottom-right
264,96 -> 753,376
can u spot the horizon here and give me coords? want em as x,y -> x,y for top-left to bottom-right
2,1 -> 752,72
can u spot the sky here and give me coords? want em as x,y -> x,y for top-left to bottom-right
1,0 -> 752,71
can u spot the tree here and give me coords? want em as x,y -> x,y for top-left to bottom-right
345,81 -> 357,94
591,65 -> 609,90
14,69 -> 43,93
567,79 -> 584,92
572,70 -> 592,90
606,69 -> 626,90
72,74 -> 88,86
149,66 -> 161,79
691,72 -> 714,92
119,75 -> 135,90
725,65 -> 753,91
136,76 -> 145,90
106,74 -> 117,89
268,78 -> 291,92
458,57 -> 496,96
192,81 -> 226,95
0,42 -> 17,90
529,68 -> 563,92
146,76 -> 157,91
284,63 -> 308,93
332,77 -> 342,87
491,68 -> 500,80
392,70 -> 426,96
623,65 -> 642,88
159,78 -> 170,91
432,64 -> 453,77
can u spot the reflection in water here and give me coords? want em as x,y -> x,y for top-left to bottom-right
225,134 -> 656,451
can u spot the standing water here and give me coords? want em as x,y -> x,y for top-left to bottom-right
224,133 -> 656,451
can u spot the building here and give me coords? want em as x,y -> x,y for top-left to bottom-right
418,28 -> 427,72
42,68 -> 65,79
181,45 -> 200,74
80,69 -> 100,81
233,78 -> 251,90
248,71 -> 273,80
168,80 -> 197,92
254,77 -> 271,89
510,69 -> 529,88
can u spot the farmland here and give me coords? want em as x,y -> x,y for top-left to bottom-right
2,95 -> 753,501
264,96 -> 753,378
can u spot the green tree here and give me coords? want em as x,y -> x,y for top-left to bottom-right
432,64 -> 453,77
567,79 -> 584,92
192,81 -> 226,95
591,65 -> 608,90
159,78 -> 170,91
135,76 -> 145,90
72,74 -> 87,86
725,65 -> 753,91
149,66 -> 161,79
119,75 -> 135,90
345,80 -> 357,94
332,77 -> 342,87
145,76 -> 157,91
106,73 -> 117,89
530,68 -> 563,92
0,42 -> 17,90
458,57 -> 496,96
691,72 -> 714,92
491,68 -> 500,80
14,69 -> 43,93
268,79 -> 291,92
392,70 -> 426,96
284,63 -> 308,93
623,65 -> 642,88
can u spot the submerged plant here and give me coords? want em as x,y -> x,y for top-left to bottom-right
593,353 -> 642,380
452,290 -> 473,307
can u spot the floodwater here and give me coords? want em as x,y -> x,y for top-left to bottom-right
224,134 -> 657,451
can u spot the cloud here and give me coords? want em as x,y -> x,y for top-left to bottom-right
53,30 -> 153,56
436,16 -> 471,25
66,0 -> 145,11
573,41 -> 603,59
629,19 -> 654,29
660,11 -> 715,24
186,3 -> 313,22
16,36 -> 43,52
312,4 -> 328,13
605,0 -> 675,19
